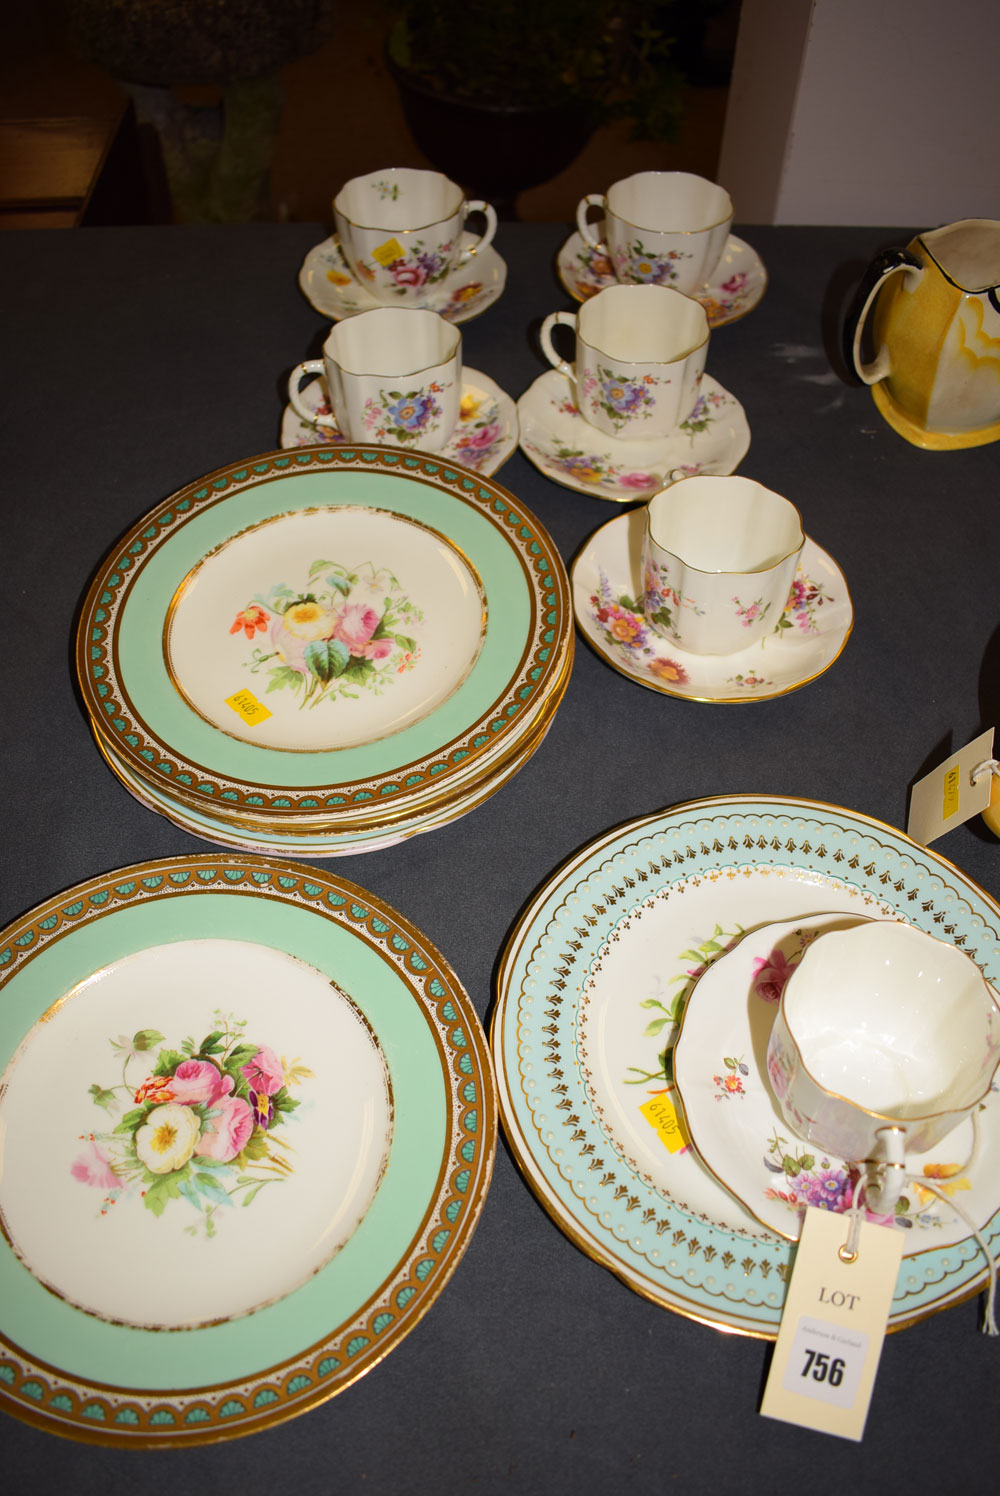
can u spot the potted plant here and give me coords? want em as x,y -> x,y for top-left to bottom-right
383,0 -> 689,215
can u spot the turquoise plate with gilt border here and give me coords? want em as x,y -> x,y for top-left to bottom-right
0,855 -> 494,1445
492,794 -> 1000,1338
76,447 -> 570,824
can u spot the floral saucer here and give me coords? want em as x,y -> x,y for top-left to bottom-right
281,369 -> 518,475
572,509 -> 852,702
517,370 -> 749,501
556,231 -> 768,328
299,233 -> 507,323
672,914 -> 998,1245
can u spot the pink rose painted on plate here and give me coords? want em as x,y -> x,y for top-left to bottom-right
73,1012 -> 314,1237
231,558 -> 422,713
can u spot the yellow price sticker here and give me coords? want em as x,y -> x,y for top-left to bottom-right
226,689 -> 272,727
371,236 -> 405,268
942,764 -> 961,820
639,1093 -> 689,1154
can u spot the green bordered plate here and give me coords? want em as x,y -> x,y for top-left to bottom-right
492,795 -> 1000,1337
77,448 -> 570,824
0,856 -> 495,1444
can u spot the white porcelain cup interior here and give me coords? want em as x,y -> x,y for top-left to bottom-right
326,306 -> 459,375
539,284 -> 709,440
641,475 -> 804,654
332,167 -> 497,301
287,306 -> 462,449
769,922 -> 1000,1212
577,171 -> 733,292
784,922 -> 1000,1118
335,167 -> 465,231
580,281 -> 707,363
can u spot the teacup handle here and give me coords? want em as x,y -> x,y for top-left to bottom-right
288,360 -> 336,427
576,193 -> 608,254
539,311 -> 577,380
457,200 -> 498,266
844,248 -> 922,385
861,1124 -> 907,1217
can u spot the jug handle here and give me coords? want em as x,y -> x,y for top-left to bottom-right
843,248 -> 922,385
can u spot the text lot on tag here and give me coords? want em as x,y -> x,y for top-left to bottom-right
760,1207 -> 904,1441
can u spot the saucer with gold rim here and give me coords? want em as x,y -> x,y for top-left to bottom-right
299,232 -> 507,323
281,369 -> 518,475
572,508 -> 852,702
556,230 -> 768,327
517,370 -> 749,502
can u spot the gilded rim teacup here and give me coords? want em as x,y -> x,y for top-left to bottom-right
539,283 -> 709,442
641,475 -> 804,655
767,922 -> 1000,1216
333,167 -> 497,305
288,307 -> 462,451
577,171 -> 733,296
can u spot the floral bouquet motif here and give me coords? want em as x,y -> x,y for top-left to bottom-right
365,238 -> 453,294
588,364 -> 660,433
451,390 -> 504,471
589,569 -> 690,688
615,239 -> 692,286
231,558 -> 422,711
73,1013 -> 312,1236
642,555 -> 704,638
363,382 -> 452,444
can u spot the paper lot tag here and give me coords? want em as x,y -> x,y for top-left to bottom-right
907,727 -> 994,845
760,1206 -> 904,1441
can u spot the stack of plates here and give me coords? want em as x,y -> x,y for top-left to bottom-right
77,447 -> 573,855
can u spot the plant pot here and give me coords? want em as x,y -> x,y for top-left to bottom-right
386,53 -> 593,218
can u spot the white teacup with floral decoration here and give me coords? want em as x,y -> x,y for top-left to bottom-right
577,171 -> 733,295
641,475 -> 804,655
333,167 -> 497,303
539,283 -> 709,441
766,921 -> 1000,1216
288,307 -> 461,451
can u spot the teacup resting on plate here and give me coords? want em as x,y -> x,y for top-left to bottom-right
288,306 -> 461,452
576,171 -> 733,296
539,283 -> 709,442
767,921 -> 1000,1216
641,475 -> 804,656
333,167 -> 497,305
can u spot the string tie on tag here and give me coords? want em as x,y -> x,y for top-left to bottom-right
847,1118 -> 997,1335
970,757 -> 1000,787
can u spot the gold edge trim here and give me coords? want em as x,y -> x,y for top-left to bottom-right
95,640 -> 571,838
161,505 -> 490,756
489,796 -> 1000,1334
86,450 -> 570,807
0,852 -> 497,1442
572,527 -> 854,704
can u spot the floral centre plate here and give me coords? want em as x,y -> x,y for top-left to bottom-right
166,506 -> 484,753
77,448 -> 570,821
1,939 -> 392,1328
0,855 -> 495,1443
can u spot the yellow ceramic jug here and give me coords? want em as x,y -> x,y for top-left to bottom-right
846,219 -> 1000,449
